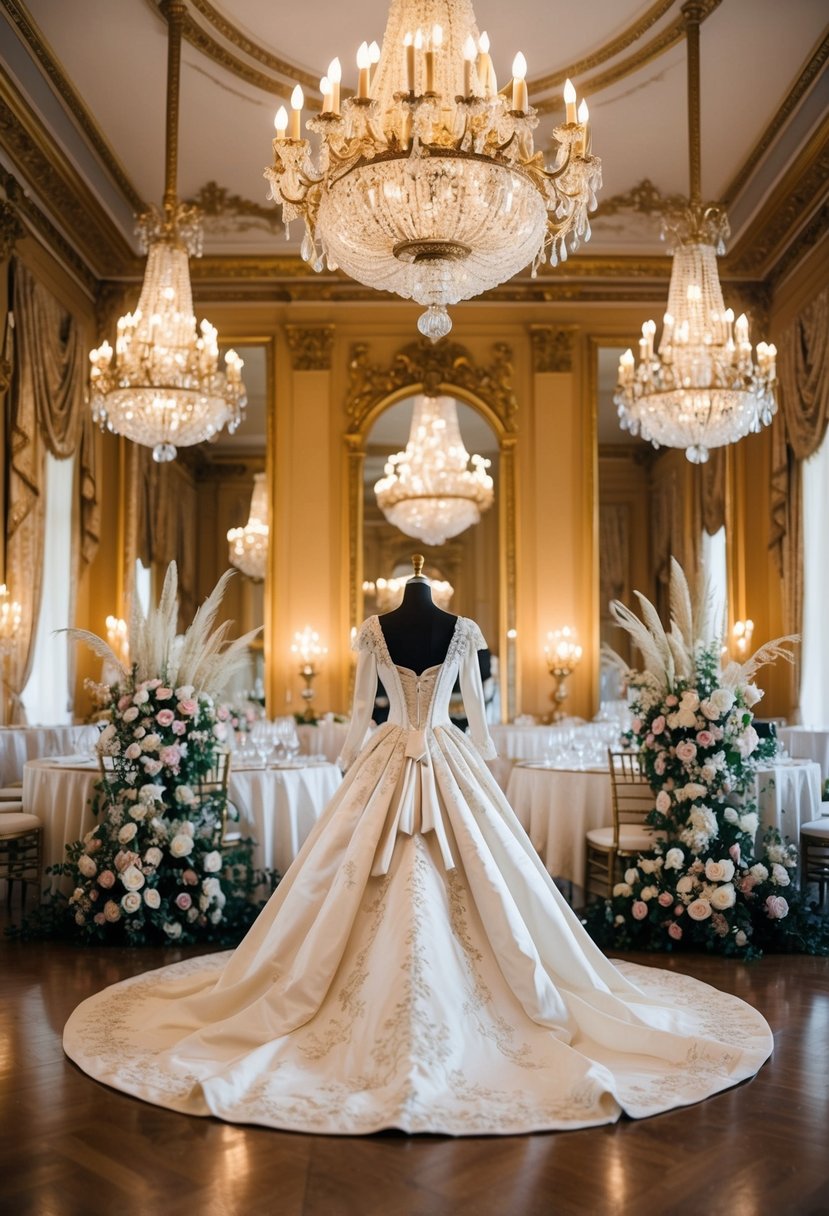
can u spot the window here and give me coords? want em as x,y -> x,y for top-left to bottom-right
700,526 -> 728,645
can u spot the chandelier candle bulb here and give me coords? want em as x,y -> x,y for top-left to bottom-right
577,98 -> 589,153
563,78 -> 577,124
357,42 -> 371,98
289,85 -> 304,138
511,53 -> 528,114
328,57 -> 342,113
477,31 -> 493,97
404,32 -> 415,92
463,35 -> 476,95
319,76 -> 332,113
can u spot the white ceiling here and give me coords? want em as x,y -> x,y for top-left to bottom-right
5,0 -> 826,261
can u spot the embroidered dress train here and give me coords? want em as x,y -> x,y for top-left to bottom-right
63,616 -> 773,1134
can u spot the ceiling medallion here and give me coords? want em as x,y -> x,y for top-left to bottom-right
614,1 -> 777,464
374,394 -> 493,545
89,1 -> 245,462
264,0 -> 601,341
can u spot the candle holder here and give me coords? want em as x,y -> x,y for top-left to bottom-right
291,626 -> 328,721
0,583 -> 22,725
544,627 -> 583,723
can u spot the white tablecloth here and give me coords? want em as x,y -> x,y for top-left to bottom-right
22,756 -> 341,897
777,728 -> 829,781
488,722 -> 622,791
506,764 -> 611,888
296,719 -> 351,763
505,759 -> 825,888
0,725 -> 98,785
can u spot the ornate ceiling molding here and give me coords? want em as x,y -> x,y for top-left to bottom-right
767,199 -> 829,291
187,0 -> 319,92
188,181 -> 283,232
0,167 -> 98,296
596,178 -> 687,218
529,325 -> 578,373
1,0 -> 145,212
284,324 -> 335,370
345,339 -> 517,436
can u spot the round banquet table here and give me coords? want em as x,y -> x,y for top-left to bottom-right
505,758 -> 826,889
0,724 -> 98,785
777,728 -> 829,781
22,756 -> 341,898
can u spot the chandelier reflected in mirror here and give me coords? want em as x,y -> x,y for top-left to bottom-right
264,0 -> 601,341
228,473 -> 269,582
89,1 -> 246,462
374,395 -> 493,546
363,574 -> 454,612
614,1 -> 776,464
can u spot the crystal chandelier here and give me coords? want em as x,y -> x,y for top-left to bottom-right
363,574 -> 454,611
374,395 -> 493,545
227,473 -> 269,581
264,0 -> 600,341
614,1 -> 776,464
89,1 -> 246,463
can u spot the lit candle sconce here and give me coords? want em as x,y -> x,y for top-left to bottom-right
544,626 -> 583,722
291,626 -> 328,720
732,618 -> 754,658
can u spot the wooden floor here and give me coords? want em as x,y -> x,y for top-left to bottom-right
2,910 -> 828,1216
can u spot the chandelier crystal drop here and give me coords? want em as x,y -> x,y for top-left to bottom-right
613,2 -> 776,464
227,472 -> 269,581
265,0 -> 601,340
89,1 -> 246,462
374,395 -> 493,545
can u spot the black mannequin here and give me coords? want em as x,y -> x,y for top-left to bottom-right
377,555 -> 458,675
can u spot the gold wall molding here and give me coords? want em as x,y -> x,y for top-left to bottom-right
345,338 -> 518,437
768,200 -> 829,291
1,0 -> 145,212
285,324 -> 335,371
529,325 -> 578,373
596,177 -> 687,219
189,181 -> 283,232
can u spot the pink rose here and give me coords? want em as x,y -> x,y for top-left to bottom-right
696,730 -> 714,747
674,905 -> 684,917
156,709 -> 175,727
654,754 -> 666,776
631,717 -> 642,734
740,875 -> 758,893
103,899 -> 121,922
89,889 -> 99,902
658,891 -> 673,908
655,790 -> 671,814
156,687 -> 173,700
217,705 -> 230,721
175,892 -> 192,911
94,913 -> 106,925
651,716 -> 666,735
665,695 -> 678,707
182,869 -> 198,886
729,843 -> 741,865
675,740 -> 697,764
98,869 -> 115,888
631,901 -> 648,921
125,742 -> 142,760
117,694 -> 132,711
177,699 -> 198,717
668,922 -> 683,940
171,720 -> 186,735
146,679 -> 161,690
687,898 -> 713,921
160,744 -> 181,768
765,895 -> 789,920
114,849 -> 139,873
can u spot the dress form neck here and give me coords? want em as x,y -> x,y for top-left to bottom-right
378,578 -> 458,675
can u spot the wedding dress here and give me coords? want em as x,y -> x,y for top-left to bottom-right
63,616 -> 773,1135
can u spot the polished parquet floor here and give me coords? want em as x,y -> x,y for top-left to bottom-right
2,916 -> 828,1216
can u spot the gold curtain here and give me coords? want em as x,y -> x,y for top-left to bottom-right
126,444 -> 198,628
769,286 -> 829,707
5,260 -> 100,720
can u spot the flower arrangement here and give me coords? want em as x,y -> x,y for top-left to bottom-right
586,558 -> 827,959
34,563 -> 276,946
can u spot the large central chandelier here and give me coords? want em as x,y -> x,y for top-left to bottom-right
89,1 -> 246,463
374,395 -> 493,545
264,0 -> 601,341
227,472 -> 269,581
614,1 -> 777,464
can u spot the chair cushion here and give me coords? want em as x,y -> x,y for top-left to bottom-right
800,819 -> 829,839
0,813 -> 41,837
0,801 -> 24,814
585,826 -> 662,852
0,787 -> 23,799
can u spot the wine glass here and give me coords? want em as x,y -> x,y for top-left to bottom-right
251,719 -> 275,767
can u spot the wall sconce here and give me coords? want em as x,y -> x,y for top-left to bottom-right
544,626 -> 583,722
291,626 -> 328,720
732,618 -> 754,658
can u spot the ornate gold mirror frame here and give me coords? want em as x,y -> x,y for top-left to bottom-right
344,338 -> 519,721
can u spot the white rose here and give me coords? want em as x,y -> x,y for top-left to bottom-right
144,846 -> 163,867
169,833 -> 193,858
705,858 -> 735,883
612,882 -> 632,898
203,851 -> 222,873
138,782 -> 165,804
735,725 -> 759,759
174,785 -> 197,806
141,733 -> 161,753
743,684 -> 763,708
175,684 -> 195,698
739,812 -> 759,836
771,863 -> 791,887
664,847 -> 685,870
710,688 -> 735,716
133,689 -> 149,705
750,863 -> 769,881
735,929 -> 748,947
624,867 -> 640,885
143,887 -> 161,909
723,807 -> 739,824
121,891 -> 142,914
710,883 -> 737,910
77,854 -> 97,878
180,821 -> 195,837
202,876 -> 221,897
640,885 -> 658,902
639,858 -> 657,874
120,864 -> 145,891
676,875 -> 695,895
163,921 -> 183,938
680,690 -> 700,712
701,765 -> 717,783
687,898 -> 713,921
129,803 -> 148,820
99,722 -> 116,743
117,822 -> 137,844
655,791 -> 671,814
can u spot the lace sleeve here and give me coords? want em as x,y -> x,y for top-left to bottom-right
352,617 -> 376,653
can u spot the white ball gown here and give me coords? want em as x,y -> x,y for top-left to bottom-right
63,616 -> 773,1135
